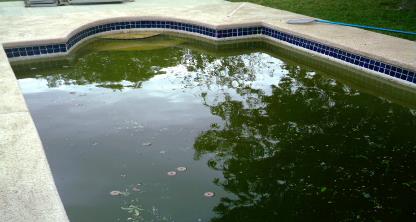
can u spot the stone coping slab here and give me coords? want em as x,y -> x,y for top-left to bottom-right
0,0 -> 415,221
0,111 -> 69,222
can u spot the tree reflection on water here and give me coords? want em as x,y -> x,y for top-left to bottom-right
192,54 -> 416,221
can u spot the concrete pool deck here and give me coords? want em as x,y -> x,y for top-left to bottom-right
0,0 -> 415,221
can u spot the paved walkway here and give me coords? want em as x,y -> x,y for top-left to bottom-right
0,0 -> 415,221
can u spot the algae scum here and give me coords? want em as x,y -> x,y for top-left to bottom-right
12,35 -> 416,221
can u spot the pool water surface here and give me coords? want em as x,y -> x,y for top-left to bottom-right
11,35 -> 416,222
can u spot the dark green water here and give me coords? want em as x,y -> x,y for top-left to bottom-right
12,35 -> 416,222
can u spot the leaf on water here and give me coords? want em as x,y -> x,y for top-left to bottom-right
120,191 -> 130,197
363,192 -> 371,199
355,154 -> 368,160
320,187 -> 327,192
142,142 -> 152,147
277,180 -> 286,185
121,205 -> 144,214
402,182 -> 410,187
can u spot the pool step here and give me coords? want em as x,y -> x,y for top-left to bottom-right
99,32 -> 161,40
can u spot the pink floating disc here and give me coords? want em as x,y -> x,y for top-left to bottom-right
176,166 -> 187,172
204,192 -> 215,197
167,171 -> 177,176
110,190 -> 122,196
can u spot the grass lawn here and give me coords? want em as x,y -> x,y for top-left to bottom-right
230,0 -> 416,40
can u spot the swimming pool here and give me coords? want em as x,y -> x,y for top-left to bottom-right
11,35 -> 416,221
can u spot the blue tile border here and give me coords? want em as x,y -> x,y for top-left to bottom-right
3,20 -> 415,85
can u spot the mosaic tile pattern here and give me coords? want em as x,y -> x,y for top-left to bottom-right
4,20 -> 415,84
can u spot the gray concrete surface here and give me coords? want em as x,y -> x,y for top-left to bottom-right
0,44 -> 70,221
0,0 -> 415,221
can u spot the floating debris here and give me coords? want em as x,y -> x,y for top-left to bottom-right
121,174 -> 127,178
167,171 -> 177,176
363,192 -> 371,199
277,180 -> 286,185
176,166 -> 187,172
132,187 -> 141,192
121,204 -> 144,220
142,142 -> 152,147
110,190 -> 122,196
69,91 -> 76,95
159,150 -> 166,154
204,192 -> 215,198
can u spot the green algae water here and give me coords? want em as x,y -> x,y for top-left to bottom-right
11,35 -> 416,222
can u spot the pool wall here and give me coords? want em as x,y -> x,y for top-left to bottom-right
3,18 -> 416,88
